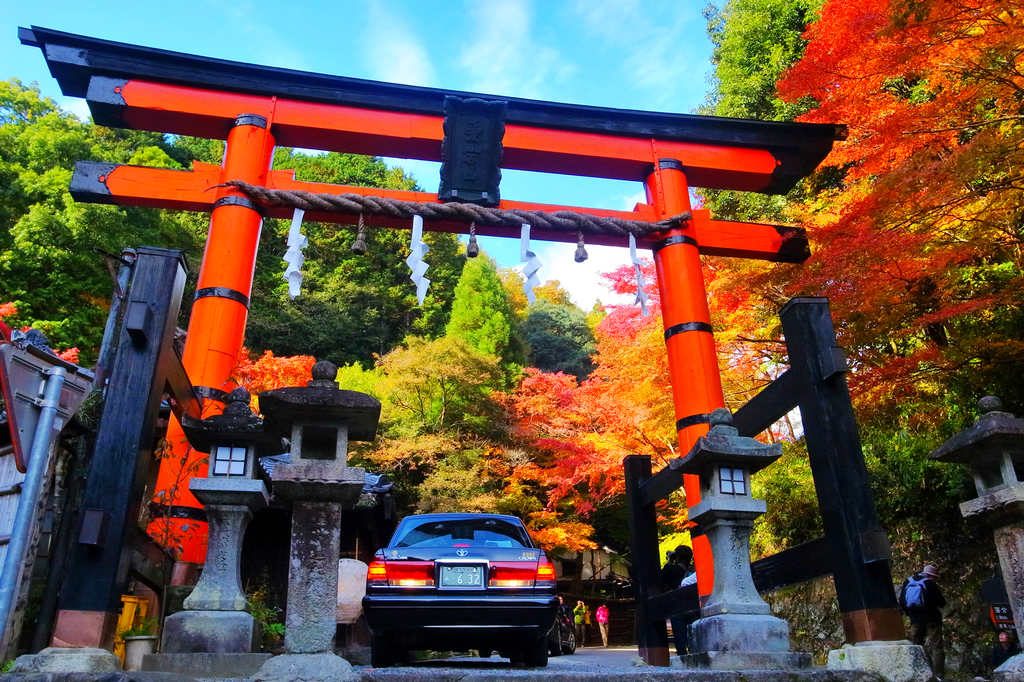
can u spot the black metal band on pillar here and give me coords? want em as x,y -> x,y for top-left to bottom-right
233,113 -> 268,128
213,195 -> 262,215
676,413 -> 711,432
194,287 -> 250,308
664,321 -> 713,340
147,502 -> 207,523
194,386 -> 230,403
652,235 -> 698,254
658,158 -> 684,171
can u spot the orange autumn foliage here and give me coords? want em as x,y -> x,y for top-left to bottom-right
503,265 -> 689,534
231,348 -> 316,411
708,0 -> 1024,421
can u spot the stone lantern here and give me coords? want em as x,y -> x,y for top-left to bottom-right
929,396 -> 1024,680
149,387 -> 283,677
254,360 -> 379,681
673,408 -> 809,669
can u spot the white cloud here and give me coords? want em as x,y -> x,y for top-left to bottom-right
363,2 -> 437,87
457,0 -> 575,99
569,2 -> 709,110
533,241 -> 634,311
61,97 -> 92,123
220,2 -> 312,71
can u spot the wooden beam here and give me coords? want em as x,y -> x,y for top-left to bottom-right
161,347 -> 201,423
69,162 -> 810,262
82,76 -> 806,193
751,536 -> 832,592
638,461 -> 686,508
732,369 -> 802,438
19,26 -> 842,193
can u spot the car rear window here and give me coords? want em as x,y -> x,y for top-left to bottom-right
392,518 -> 531,548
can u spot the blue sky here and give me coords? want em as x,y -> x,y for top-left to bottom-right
3,1 -> 715,308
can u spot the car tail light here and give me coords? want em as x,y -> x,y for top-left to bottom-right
489,561 -> 537,587
536,558 -> 556,586
386,560 -> 435,587
367,560 -> 388,586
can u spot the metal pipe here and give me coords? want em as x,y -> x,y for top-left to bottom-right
0,366 -> 66,648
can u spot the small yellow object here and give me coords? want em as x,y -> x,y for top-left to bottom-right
112,595 -> 149,664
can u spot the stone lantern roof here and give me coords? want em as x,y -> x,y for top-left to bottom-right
929,396 -> 1024,466
671,408 -> 782,476
258,360 -> 381,441
180,386 -> 284,456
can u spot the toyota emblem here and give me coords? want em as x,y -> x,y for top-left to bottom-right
456,549 -> 468,557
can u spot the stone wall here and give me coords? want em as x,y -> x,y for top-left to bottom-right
763,513 -> 999,678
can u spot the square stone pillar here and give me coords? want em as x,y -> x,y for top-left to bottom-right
253,360 -> 380,682
285,502 -> 344,653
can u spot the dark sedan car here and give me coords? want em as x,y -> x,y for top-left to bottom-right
362,513 -> 558,667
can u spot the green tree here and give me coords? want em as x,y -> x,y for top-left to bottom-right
444,255 -> 521,365
0,79 -> 204,359
520,301 -> 596,381
376,335 -> 504,436
701,0 -> 825,223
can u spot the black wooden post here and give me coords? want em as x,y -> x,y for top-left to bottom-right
624,455 -> 669,666
781,297 -> 905,642
52,247 -> 187,648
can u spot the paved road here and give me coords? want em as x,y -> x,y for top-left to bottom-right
358,646 -> 880,680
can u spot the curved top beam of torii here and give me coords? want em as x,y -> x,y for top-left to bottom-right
20,25 -> 843,194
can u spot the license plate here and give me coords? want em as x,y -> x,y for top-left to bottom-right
440,564 -> 483,587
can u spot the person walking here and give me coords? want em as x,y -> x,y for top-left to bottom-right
596,603 -> 610,647
899,564 -> 946,679
573,600 -> 588,647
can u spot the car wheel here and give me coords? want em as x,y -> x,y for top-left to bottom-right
562,628 -> 577,655
371,636 -> 396,667
547,630 -> 561,657
528,636 -> 549,667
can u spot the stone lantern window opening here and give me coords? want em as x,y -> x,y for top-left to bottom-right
1012,454 -> 1024,485
291,421 -> 349,462
718,466 -> 747,495
212,444 -> 250,477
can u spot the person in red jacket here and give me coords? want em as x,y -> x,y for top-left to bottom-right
595,604 -> 609,647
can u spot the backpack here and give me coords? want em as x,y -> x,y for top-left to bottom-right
904,576 -> 928,610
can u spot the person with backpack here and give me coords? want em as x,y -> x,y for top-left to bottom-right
899,564 -> 946,679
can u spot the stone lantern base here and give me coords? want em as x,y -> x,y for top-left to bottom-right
994,652 -> 1024,682
828,640 -> 933,682
253,652 -> 358,682
682,613 -> 811,670
160,609 -> 259,653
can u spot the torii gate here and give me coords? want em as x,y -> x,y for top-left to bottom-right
21,26 -> 843,648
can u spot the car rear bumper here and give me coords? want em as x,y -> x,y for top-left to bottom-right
363,593 -> 558,646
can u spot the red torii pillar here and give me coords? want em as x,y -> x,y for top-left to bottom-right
646,159 -> 722,599
150,114 -> 276,568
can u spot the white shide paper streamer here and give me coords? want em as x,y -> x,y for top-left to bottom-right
405,214 -> 430,305
629,234 -> 649,316
282,208 -> 307,299
520,223 -> 542,304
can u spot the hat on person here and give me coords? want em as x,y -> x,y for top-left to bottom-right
921,565 -> 939,579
